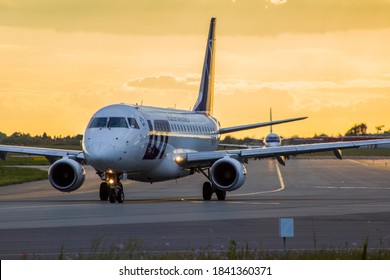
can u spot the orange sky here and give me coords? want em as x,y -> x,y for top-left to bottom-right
1,0 -> 390,138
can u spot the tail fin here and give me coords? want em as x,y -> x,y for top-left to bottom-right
270,108 -> 273,133
193,17 -> 216,115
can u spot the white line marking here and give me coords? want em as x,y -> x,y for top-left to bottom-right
231,160 -> 286,196
275,161 -> 286,191
226,201 -> 280,205
0,204 -> 95,211
314,186 -> 390,190
348,159 -> 390,171
348,159 -> 369,166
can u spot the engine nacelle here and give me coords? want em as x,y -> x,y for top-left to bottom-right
48,158 -> 86,192
210,157 -> 247,191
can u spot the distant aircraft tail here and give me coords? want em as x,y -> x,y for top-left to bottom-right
193,17 -> 216,116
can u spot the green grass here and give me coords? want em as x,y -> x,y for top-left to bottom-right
0,155 -> 50,166
0,166 -> 48,186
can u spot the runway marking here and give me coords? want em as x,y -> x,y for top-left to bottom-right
348,159 -> 370,166
226,201 -> 280,205
0,203 -> 95,211
230,160 -> 286,197
348,159 -> 390,170
275,161 -> 286,191
190,200 -> 280,205
315,186 -> 390,190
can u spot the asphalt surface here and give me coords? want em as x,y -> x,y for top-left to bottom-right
1,158 -> 390,259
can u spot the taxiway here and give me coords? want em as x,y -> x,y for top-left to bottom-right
0,158 -> 390,259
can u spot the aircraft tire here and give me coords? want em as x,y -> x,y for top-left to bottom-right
202,182 -> 213,201
99,182 -> 110,201
116,189 -> 125,203
215,188 -> 226,201
109,189 -> 116,203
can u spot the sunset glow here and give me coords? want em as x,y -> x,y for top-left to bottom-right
1,0 -> 389,138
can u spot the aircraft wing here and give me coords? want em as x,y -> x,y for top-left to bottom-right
218,116 -> 307,134
176,139 -> 390,168
218,143 -> 261,149
0,145 -> 84,162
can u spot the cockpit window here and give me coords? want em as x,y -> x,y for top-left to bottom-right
128,118 -> 140,129
107,117 -> 128,128
89,117 -> 107,128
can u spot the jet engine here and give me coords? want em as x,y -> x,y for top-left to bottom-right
48,158 -> 86,192
210,157 -> 247,191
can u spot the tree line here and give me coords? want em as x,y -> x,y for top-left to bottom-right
0,123 -> 388,147
345,123 -> 389,136
0,132 -> 83,147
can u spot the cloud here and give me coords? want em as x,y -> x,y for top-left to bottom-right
213,77 -> 390,93
0,0 -> 389,35
266,0 -> 287,5
126,75 -> 199,91
125,75 -> 390,109
211,77 -> 390,114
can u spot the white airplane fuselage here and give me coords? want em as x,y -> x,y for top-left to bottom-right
263,133 -> 281,147
83,104 -> 220,183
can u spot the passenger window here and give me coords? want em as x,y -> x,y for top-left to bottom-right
89,117 -> 107,128
108,117 -> 128,128
128,118 -> 140,129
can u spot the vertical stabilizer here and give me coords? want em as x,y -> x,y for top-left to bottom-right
270,108 -> 273,133
193,17 -> 216,115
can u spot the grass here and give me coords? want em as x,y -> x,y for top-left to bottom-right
0,166 -> 48,186
295,148 -> 390,158
50,239 -> 390,260
0,155 -> 50,166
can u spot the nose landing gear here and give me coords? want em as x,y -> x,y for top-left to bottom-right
109,183 -> 124,203
99,172 -> 125,203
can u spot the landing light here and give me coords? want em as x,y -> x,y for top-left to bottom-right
175,156 -> 185,163
108,179 -> 115,185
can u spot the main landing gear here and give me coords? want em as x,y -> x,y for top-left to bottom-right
99,172 -> 125,203
198,168 -> 226,201
202,181 -> 226,201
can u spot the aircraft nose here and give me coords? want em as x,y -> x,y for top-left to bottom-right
85,141 -> 118,170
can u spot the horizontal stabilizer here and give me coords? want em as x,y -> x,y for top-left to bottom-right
219,116 -> 307,134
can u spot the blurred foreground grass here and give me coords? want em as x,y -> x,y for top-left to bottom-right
46,239 -> 390,260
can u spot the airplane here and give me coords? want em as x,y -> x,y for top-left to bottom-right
218,108 -> 282,149
1,17 -> 390,203
263,108 -> 281,147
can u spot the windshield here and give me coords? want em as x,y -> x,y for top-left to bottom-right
107,117 -> 128,128
128,118 -> 140,129
89,117 -> 107,128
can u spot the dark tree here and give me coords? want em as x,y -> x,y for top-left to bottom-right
345,123 -> 368,136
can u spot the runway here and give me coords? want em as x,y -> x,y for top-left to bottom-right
1,158 -> 390,259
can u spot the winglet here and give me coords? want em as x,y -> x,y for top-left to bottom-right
193,17 -> 216,116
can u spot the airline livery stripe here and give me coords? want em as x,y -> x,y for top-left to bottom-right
143,119 -> 171,160
159,135 -> 169,159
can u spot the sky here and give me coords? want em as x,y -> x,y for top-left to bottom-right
1,0 -> 390,138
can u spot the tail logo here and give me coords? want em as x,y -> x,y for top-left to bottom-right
193,18 -> 216,116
